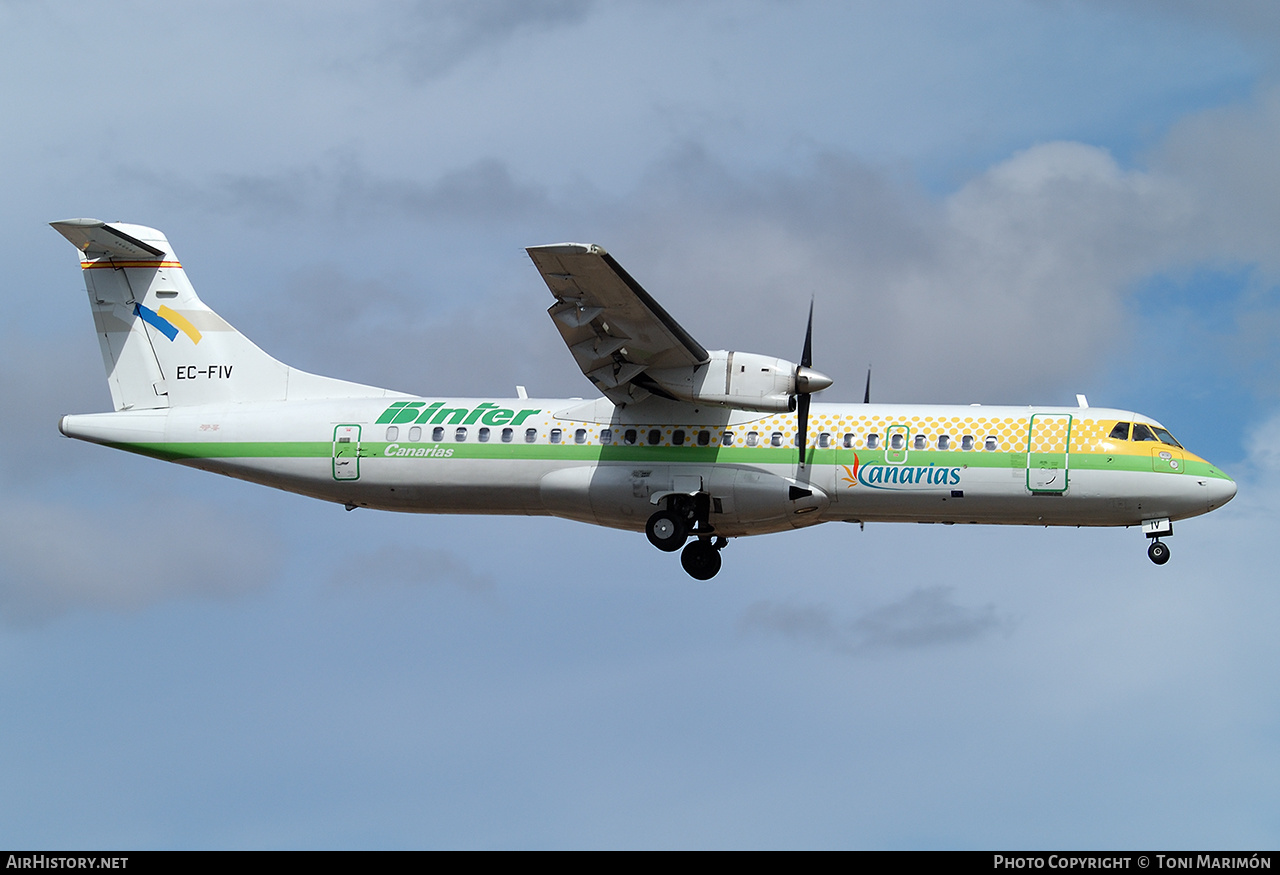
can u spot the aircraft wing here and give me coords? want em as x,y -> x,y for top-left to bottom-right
527,243 -> 709,405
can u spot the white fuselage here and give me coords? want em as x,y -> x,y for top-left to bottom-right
59,396 -> 1237,538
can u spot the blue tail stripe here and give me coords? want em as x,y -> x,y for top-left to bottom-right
134,302 -> 179,341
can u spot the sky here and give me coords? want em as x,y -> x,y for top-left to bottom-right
2,0 -> 1280,849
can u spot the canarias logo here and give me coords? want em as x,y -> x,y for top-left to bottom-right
840,454 -> 962,490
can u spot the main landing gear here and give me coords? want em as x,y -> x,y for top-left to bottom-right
646,494 -> 727,579
1143,518 -> 1172,566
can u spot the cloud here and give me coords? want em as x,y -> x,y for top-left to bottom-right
109,83 -> 1280,410
373,0 -> 594,81
180,139 -> 1216,406
0,500 -> 282,626
588,142 -> 1191,403
125,155 -> 552,226
740,585 -> 1010,655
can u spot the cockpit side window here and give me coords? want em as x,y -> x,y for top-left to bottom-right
1108,422 -> 1131,441
1132,423 -> 1157,442
1151,426 -> 1183,449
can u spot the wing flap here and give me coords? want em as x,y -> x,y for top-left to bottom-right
528,243 -> 708,405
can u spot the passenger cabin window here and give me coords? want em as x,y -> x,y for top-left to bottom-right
697,430 -> 711,446
937,434 -> 950,450
843,433 -> 854,449
455,427 -> 467,441
818,432 -> 831,448
550,428 -> 562,444
1132,423 -> 1157,442
408,426 -> 421,442
385,426 -> 399,441
501,427 -> 513,443
433,427 -> 445,441
574,428 -> 586,444
648,429 -> 662,445
771,432 -> 783,447
913,434 -> 927,451
1109,422 -> 1131,441
866,433 -> 880,449
600,428 -> 613,444
722,431 -> 734,446
889,433 -> 905,451
746,431 -> 759,447
478,427 -> 490,443
961,435 -> 974,451
624,429 -> 637,445
672,429 -> 685,446
984,436 -> 998,451
524,428 -> 537,443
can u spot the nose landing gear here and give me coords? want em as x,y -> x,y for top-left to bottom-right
1147,540 -> 1170,565
1143,518 -> 1173,566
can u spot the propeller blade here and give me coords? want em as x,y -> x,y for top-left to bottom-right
863,367 -> 871,404
801,299 -> 814,369
794,299 -> 828,472
797,392 -> 811,470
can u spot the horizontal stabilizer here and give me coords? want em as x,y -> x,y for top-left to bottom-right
50,219 -> 165,259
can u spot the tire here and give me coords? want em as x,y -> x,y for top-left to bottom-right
646,510 -> 688,552
1148,540 -> 1170,565
680,541 -> 722,580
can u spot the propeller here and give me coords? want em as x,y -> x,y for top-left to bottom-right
794,300 -> 833,470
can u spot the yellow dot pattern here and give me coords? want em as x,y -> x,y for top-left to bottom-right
557,412 -> 1120,453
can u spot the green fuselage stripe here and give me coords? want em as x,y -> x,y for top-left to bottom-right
101,440 -> 1229,479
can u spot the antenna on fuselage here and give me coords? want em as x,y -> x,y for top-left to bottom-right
864,367 -> 871,404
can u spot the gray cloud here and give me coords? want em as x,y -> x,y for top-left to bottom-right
124,155 -> 552,226
591,142 -> 1190,403
173,140 -> 1206,405
374,0 -> 595,82
112,83 -> 1280,411
740,586 -> 1010,655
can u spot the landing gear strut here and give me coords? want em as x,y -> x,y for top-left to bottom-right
1143,518 -> 1172,566
647,495 -> 726,578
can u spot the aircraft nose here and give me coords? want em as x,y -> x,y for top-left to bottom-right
1201,474 -> 1237,510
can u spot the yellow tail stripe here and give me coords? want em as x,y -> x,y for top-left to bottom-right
156,305 -> 202,345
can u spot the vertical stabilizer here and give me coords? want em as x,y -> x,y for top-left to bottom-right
52,219 -> 396,410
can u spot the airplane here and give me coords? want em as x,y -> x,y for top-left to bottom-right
52,219 -> 1237,579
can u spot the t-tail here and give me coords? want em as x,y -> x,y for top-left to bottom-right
51,219 -> 395,410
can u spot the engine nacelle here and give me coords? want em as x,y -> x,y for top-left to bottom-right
646,350 -> 802,412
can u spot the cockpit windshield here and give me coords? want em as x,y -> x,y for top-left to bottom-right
1108,420 -> 1183,449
